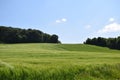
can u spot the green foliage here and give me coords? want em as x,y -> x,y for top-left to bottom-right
84,36 -> 120,50
50,34 -> 59,43
0,43 -> 120,80
0,64 -> 120,80
0,26 -> 60,43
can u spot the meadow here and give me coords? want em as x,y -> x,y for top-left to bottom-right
0,43 -> 120,80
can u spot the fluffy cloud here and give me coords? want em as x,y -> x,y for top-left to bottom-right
109,18 -> 115,22
55,20 -> 61,23
98,22 -> 120,33
56,18 -> 67,23
61,18 -> 67,22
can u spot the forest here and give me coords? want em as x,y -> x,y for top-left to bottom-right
0,26 -> 60,43
84,36 -> 120,50
0,26 -> 120,50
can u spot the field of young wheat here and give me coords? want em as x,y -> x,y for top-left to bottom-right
0,43 -> 120,80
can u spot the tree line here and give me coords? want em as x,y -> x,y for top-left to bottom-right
84,37 -> 120,50
0,26 -> 60,43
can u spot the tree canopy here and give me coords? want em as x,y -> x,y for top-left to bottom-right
84,37 -> 120,50
0,26 -> 60,43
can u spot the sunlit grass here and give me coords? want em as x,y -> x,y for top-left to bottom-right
0,43 -> 120,80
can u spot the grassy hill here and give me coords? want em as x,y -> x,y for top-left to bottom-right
0,43 -> 120,80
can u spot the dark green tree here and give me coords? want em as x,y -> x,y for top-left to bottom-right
50,34 -> 59,43
84,36 -> 120,50
0,26 -> 60,43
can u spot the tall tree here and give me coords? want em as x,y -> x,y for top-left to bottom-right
50,34 -> 59,43
0,26 -> 60,43
84,36 -> 120,50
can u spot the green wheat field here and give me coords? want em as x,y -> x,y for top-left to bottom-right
0,43 -> 120,80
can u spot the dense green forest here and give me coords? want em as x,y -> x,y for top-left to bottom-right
0,26 -> 120,50
0,26 -> 60,43
84,37 -> 120,50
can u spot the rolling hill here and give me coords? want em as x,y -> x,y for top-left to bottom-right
0,43 -> 120,80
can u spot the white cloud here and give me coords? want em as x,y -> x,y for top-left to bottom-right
61,18 -> 67,22
109,18 -> 115,22
98,22 -> 120,33
56,20 -> 61,23
85,25 -> 91,29
55,18 -> 67,23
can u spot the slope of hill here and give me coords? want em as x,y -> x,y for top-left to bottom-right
0,43 -> 120,80
58,44 -> 120,52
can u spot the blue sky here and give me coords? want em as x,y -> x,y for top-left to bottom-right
0,0 -> 120,43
